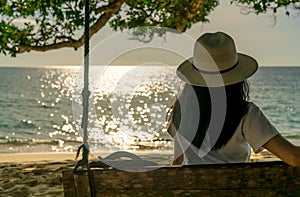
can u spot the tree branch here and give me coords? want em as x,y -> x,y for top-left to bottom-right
95,0 -> 125,15
17,0 -> 126,53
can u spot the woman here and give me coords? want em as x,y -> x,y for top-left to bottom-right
168,31 -> 300,167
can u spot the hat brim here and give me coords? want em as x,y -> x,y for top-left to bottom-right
176,53 -> 258,87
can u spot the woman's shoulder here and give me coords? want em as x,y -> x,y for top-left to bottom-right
244,102 -> 265,120
246,102 -> 260,113
245,102 -> 271,125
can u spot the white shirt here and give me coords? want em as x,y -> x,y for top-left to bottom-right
175,102 -> 279,165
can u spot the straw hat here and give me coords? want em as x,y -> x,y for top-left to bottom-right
176,32 -> 258,87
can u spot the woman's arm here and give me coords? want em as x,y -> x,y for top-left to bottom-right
263,135 -> 300,167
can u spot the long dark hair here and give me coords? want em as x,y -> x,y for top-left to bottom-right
171,80 -> 250,150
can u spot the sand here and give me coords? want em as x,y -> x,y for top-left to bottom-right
0,152 -> 78,197
0,149 -> 285,197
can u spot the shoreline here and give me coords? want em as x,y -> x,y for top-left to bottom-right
0,150 -> 282,164
0,152 -> 78,163
2,137 -> 299,163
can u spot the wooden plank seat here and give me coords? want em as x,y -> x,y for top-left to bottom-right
62,161 -> 300,197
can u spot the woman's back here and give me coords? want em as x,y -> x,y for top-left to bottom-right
180,102 -> 279,165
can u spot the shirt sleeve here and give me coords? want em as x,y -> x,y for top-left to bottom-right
242,102 -> 280,153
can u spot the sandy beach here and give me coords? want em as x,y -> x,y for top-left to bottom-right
0,152 -> 79,197
2,142 -> 300,197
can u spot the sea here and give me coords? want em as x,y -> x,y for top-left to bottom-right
0,66 -> 299,155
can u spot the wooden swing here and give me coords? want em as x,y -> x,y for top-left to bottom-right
62,161 -> 300,197
62,1 -> 300,196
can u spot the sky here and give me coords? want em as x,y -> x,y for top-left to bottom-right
0,0 -> 300,67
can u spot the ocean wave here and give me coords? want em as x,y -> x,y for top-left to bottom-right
0,138 -> 81,145
285,135 -> 300,140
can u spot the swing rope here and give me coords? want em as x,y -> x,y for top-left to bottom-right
81,0 -> 91,166
73,0 -> 96,196
74,0 -> 90,171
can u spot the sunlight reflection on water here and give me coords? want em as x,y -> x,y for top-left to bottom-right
1,67 -> 299,154
73,65 -> 183,154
